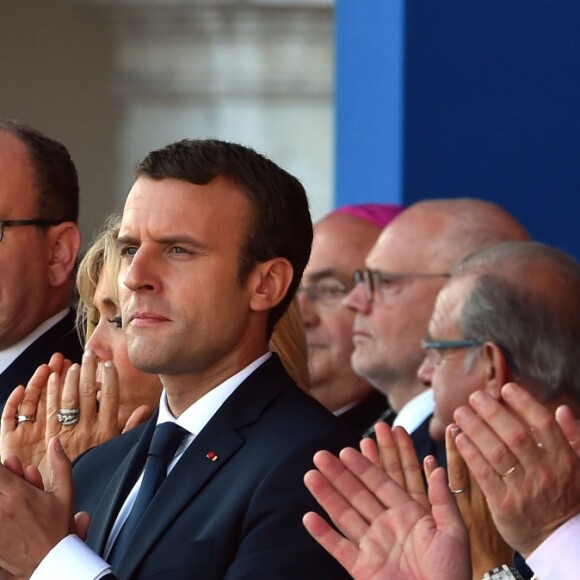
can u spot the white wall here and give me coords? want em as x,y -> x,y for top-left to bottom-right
1,0 -> 334,249
0,0 -> 122,246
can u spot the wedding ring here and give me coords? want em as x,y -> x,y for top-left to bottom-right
15,414 -> 36,424
449,486 -> 468,494
57,408 -> 80,426
500,464 -> 518,478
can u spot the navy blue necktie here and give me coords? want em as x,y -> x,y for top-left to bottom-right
109,422 -> 187,569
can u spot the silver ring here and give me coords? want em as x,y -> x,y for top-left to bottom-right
57,408 -> 80,426
449,486 -> 468,495
15,414 -> 36,424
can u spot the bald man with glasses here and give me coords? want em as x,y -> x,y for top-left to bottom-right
343,198 -> 529,462
299,204 -> 402,435
304,241 -> 580,580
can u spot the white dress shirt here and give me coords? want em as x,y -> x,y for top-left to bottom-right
31,352 -> 271,580
392,388 -> 435,434
526,513 -> 580,580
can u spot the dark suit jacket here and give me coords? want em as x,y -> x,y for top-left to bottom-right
73,355 -> 358,579
0,310 -> 83,410
339,389 -> 394,436
410,414 -> 447,468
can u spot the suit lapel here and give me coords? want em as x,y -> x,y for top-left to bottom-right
116,355 -> 292,578
116,425 -> 245,578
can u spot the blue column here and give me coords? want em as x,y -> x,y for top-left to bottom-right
335,1 -> 580,259
335,0 -> 405,207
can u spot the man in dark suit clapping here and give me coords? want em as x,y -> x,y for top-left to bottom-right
0,138 -> 356,579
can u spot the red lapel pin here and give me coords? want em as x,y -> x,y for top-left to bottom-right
206,451 -> 219,462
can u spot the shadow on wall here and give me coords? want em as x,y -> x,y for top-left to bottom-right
0,0 -> 122,248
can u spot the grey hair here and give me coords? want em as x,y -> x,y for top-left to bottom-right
454,242 -> 580,403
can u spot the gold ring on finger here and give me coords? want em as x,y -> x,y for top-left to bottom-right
500,464 -> 518,478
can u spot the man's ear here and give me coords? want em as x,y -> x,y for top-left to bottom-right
47,222 -> 81,288
249,258 -> 293,313
481,341 -> 514,399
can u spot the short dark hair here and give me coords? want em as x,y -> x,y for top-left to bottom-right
136,138 -> 313,337
0,119 -> 79,223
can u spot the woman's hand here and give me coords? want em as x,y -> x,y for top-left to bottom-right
42,351 -> 119,477
0,353 -> 70,468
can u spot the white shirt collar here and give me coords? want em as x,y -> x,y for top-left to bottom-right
392,388 -> 435,433
0,309 -> 70,375
157,351 -> 272,437
333,400 -> 360,416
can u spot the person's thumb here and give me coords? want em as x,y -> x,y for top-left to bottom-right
75,511 -> 92,540
46,437 -> 74,510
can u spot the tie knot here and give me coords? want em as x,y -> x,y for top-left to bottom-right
149,422 -> 187,463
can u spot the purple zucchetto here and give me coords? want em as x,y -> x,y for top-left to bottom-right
332,203 -> 404,230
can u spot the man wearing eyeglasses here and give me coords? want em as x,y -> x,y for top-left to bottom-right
404,240 -> 578,579
299,204 -> 402,435
344,198 -> 529,462
420,240 -> 580,445
0,120 -> 82,410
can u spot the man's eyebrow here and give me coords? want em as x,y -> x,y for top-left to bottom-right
115,234 -> 209,252
307,269 -> 349,283
155,236 -> 209,250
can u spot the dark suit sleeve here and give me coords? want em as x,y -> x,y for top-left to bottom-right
411,414 -> 447,467
0,310 -> 83,409
224,440 -> 351,579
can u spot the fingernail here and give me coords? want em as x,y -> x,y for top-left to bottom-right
83,349 -> 94,359
104,360 -> 114,369
54,437 -> 64,453
453,406 -> 472,423
450,425 -> 460,439
502,382 -> 517,398
469,390 -> 487,406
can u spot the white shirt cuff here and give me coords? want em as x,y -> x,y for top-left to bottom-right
526,513 -> 580,580
30,534 -> 112,580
